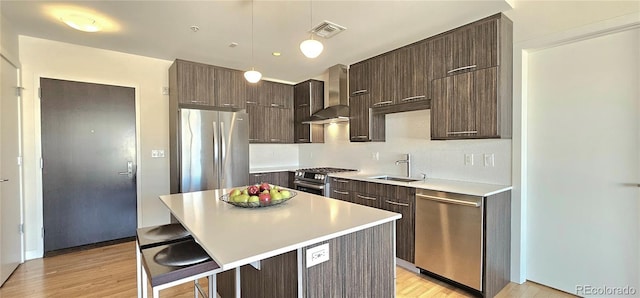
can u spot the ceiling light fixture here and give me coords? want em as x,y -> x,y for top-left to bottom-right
244,0 -> 262,83
300,0 -> 323,59
60,14 -> 101,32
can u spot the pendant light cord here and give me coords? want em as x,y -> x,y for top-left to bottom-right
251,0 -> 255,66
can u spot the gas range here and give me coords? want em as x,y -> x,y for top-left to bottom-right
293,167 -> 357,196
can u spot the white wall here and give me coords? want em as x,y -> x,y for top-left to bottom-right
0,11 -> 19,64
249,144 -> 299,169
299,110 -> 511,185
19,36 -> 173,258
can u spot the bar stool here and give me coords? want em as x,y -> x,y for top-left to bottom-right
136,223 -> 192,297
140,238 -> 221,298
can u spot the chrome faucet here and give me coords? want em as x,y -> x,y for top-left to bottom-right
395,154 -> 411,177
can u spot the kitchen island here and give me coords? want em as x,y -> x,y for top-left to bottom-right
159,188 -> 401,297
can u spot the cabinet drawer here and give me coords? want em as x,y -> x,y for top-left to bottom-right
329,188 -> 352,203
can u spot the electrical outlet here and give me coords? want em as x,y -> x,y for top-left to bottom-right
371,152 -> 379,161
158,150 -> 165,158
464,154 -> 474,166
162,87 -> 169,95
306,243 -> 329,268
151,150 -> 159,158
483,154 -> 495,167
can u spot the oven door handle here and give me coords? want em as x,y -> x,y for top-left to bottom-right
294,180 -> 325,190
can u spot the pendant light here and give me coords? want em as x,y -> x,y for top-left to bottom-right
300,0 -> 323,58
244,0 -> 262,83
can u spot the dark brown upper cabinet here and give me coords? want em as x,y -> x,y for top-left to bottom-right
294,80 -> 324,143
393,42 -> 429,104
437,17 -> 501,78
431,66 -> 510,139
170,59 -> 215,106
214,67 -> 247,110
348,60 -> 371,97
349,60 -> 385,142
247,104 -> 294,143
270,82 -> 294,109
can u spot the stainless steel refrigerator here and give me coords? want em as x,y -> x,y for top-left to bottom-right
173,108 -> 249,193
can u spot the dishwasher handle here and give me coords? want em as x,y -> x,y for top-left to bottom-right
416,193 -> 481,207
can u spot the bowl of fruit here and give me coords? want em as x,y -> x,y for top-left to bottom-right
220,182 -> 296,208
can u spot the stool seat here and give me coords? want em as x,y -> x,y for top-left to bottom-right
137,223 -> 191,249
153,240 -> 211,267
141,239 -> 220,288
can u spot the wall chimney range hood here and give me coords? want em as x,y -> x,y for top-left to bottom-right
303,64 -> 349,124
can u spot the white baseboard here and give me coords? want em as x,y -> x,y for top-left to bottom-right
25,249 -> 42,260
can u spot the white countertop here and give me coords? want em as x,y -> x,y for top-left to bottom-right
329,172 -> 512,197
159,189 -> 400,271
249,166 -> 298,173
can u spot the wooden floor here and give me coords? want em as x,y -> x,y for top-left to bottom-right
0,241 -> 574,297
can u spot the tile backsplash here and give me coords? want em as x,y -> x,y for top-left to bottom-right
250,110 -> 511,185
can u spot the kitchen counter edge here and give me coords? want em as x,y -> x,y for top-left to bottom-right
328,172 -> 512,197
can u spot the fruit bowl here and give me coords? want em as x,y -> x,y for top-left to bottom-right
219,184 -> 297,208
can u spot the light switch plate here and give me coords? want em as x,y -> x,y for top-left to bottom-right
464,154 -> 474,166
306,243 -> 329,268
483,154 -> 495,167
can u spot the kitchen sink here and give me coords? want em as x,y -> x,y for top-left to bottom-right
370,176 -> 423,183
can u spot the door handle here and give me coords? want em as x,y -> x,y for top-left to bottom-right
118,161 -> 133,178
0,179 -> 9,182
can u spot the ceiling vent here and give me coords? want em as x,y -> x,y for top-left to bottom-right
309,20 -> 346,39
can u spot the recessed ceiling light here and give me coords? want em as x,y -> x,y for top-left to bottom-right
190,25 -> 200,32
272,52 -> 281,57
60,14 -> 101,32
229,42 -> 239,48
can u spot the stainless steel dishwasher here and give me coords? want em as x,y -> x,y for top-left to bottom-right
415,189 -> 483,292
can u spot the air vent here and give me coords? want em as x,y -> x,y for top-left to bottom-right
309,20 -> 346,39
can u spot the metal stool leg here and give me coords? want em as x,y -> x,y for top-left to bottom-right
208,274 -> 217,297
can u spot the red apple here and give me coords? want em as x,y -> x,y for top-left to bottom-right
247,185 -> 260,196
259,182 -> 271,192
258,192 -> 271,204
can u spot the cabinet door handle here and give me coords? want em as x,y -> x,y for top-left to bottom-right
252,174 -> 263,177
401,95 -> 426,102
385,200 -> 409,207
298,138 -> 309,141
270,138 -> 281,142
333,190 -> 349,195
249,138 -> 260,141
357,194 -> 377,201
298,104 -> 309,107
332,179 -> 349,184
222,103 -> 238,107
373,101 -> 393,106
352,135 -> 368,140
351,90 -> 368,95
270,103 -> 285,108
447,65 -> 477,74
246,101 -> 257,104
190,100 -> 207,103
446,131 -> 478,135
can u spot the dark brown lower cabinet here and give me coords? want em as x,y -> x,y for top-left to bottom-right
217,222 -> 395,298
249,171 -> 290,187
329,178 -> 415,263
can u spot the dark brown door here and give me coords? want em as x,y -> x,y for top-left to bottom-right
40,78 -> 137,254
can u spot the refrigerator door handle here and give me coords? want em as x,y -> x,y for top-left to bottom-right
220,121 -> 226,183
213,121 -> 219,183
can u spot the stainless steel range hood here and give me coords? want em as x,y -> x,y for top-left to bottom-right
303,64 -> 349,124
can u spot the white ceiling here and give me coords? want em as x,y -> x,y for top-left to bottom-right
1,0 -> 513,83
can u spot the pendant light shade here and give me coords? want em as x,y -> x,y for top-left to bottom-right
244,68 -> 262,83
300,0 -> 323,59
300,37 -> 324,58
245,0 -> 262,83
